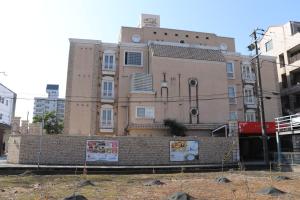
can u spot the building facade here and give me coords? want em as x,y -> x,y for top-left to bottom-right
64,14 -> 281,136
33,84 -> 65,121
0,83 -> 16,155
258,21 -> 300,115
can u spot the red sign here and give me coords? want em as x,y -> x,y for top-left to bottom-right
238,122 -> 276,136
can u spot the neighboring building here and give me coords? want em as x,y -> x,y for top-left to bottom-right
33,84 -> 65,121
64,14 -> 281,136
0,83 -> 16,155
258,21 -> 300,115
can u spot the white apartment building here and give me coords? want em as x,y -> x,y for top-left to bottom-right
259,21 -> 300,115
33,84 -> 65,121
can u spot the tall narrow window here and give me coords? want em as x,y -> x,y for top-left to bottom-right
102,79 -> 114,98
103,54 -> 115,70
229,112 -> 238,121
228,86 -> 236,104
226,62 -> 234,79
245,110 -> 256,122
101,107 -> 113,128
265,40 -> 273,52
244,86 -> 255,104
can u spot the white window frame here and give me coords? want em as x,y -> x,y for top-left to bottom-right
242,63 -> 255,81
244,85 -> 255,104
136,106 -> 155,119
101,76 -> 114,99
100,105 -> 113,129
245,110 -> 256,122
229,111 -> 238,121
226,62 -> 235,79
124,51 -> 143,67
102,50 -> 115,71
265,40 -> 273,52
228,85 -> 237,104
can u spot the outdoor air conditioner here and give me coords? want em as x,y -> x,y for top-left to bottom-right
190,108 -> 199,116
189,79 -> 198,87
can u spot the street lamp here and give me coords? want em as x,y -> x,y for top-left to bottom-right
248,29 -> 269,165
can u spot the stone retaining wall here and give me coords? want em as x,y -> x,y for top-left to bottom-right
7,135 -> 238,166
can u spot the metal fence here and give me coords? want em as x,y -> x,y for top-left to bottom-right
274,152 -> 300,164
275,113 -> 300,133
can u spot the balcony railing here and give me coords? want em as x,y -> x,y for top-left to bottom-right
275,113 -> 300,133
289,52 -> 300,64
242,73 -> 256,82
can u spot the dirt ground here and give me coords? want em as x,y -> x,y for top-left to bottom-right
0,170 -> 299,200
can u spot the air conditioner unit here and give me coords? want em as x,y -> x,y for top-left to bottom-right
189,79 -> 198,87
190,108 -> 199,116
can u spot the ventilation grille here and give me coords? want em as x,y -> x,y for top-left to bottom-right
131,73 -> 153,92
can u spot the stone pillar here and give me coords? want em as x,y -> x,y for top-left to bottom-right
11,117 -> 21,135
29,123 -> 42,135
20,120 -> 29,134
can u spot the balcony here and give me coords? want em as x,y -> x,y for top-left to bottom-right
242,73 -> 256,83
289,52 -> 300,64
101,95 -> 114,103
102,64 -> 116,75
128,123 -> 222,130
244,98 -> 257,108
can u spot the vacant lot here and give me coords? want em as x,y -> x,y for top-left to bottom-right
0,170 -> 299,200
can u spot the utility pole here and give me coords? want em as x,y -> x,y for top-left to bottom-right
248,28 -> 269,164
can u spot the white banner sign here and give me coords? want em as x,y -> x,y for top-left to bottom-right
170,141 -> 199,161
86,140 -> 118,162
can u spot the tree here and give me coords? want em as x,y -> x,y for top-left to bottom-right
163,119 -> 187,137
33,111 -> 64,134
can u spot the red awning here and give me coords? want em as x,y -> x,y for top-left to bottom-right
238,122 -> 276,136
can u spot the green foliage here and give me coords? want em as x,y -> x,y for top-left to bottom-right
33,111 -> 63,134
163,119 -> 187,137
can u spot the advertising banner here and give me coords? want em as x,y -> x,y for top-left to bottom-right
86,140 -> 118,162
170,140 -> 199,161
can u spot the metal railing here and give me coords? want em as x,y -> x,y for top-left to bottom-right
275,113 -> 300,133
274,152 -> 300,164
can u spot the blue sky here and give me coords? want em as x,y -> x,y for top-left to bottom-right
0,0 -> 299,120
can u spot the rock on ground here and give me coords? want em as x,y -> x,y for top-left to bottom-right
64,194 -> 88,200
143,179 -> 165,186
168,192 -> 191,200
257,187 -> 286,196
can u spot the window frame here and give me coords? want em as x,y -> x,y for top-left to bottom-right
101,77 -> 114,99
245,110 -> 256,122
100,106 -> 113,129
102,53 -> 115,71
136,106 -> 155,119
244,86 -> 255,104
228,85 -> 237,104
265,40 -> 273,52
124,51 -> 143,67
229,111 -> 238,121
226,62 -> 235,79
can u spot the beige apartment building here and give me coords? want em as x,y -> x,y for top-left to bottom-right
258,21 -> 300,115
64,14 -> 281,136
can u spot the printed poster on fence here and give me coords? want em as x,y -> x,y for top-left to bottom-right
170,141 -> 199,161
86,140 -> 118,162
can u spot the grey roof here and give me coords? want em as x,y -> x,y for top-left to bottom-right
150,44 -> 225,62
46,84 -> 59,90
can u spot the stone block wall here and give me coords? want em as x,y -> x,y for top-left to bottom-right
7,135 -> 238,166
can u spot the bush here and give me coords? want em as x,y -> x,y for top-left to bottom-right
163,119 -> 187,137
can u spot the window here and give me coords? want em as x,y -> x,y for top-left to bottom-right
175,33 -> 178,36
195,35 -> 199,38
125,51 -> 142,66
265,40 -> 273,52
5,100 -> 8,106
228,86 -> 236,104
153,31 -> 157,34
244,86 -> 255,104
136,106 -> 155,119
229,112 -> 238,121
245,110 -> 256,122
0,113 -> 2,120
226,62 -> 234,79
103,54 -> 115,70
185,35 -> 189,38
180,40 -> 185,43
101,107 -> 113,128
164,32 -> 168,35
242,64 -> 255,81
102,79 -> 114,98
